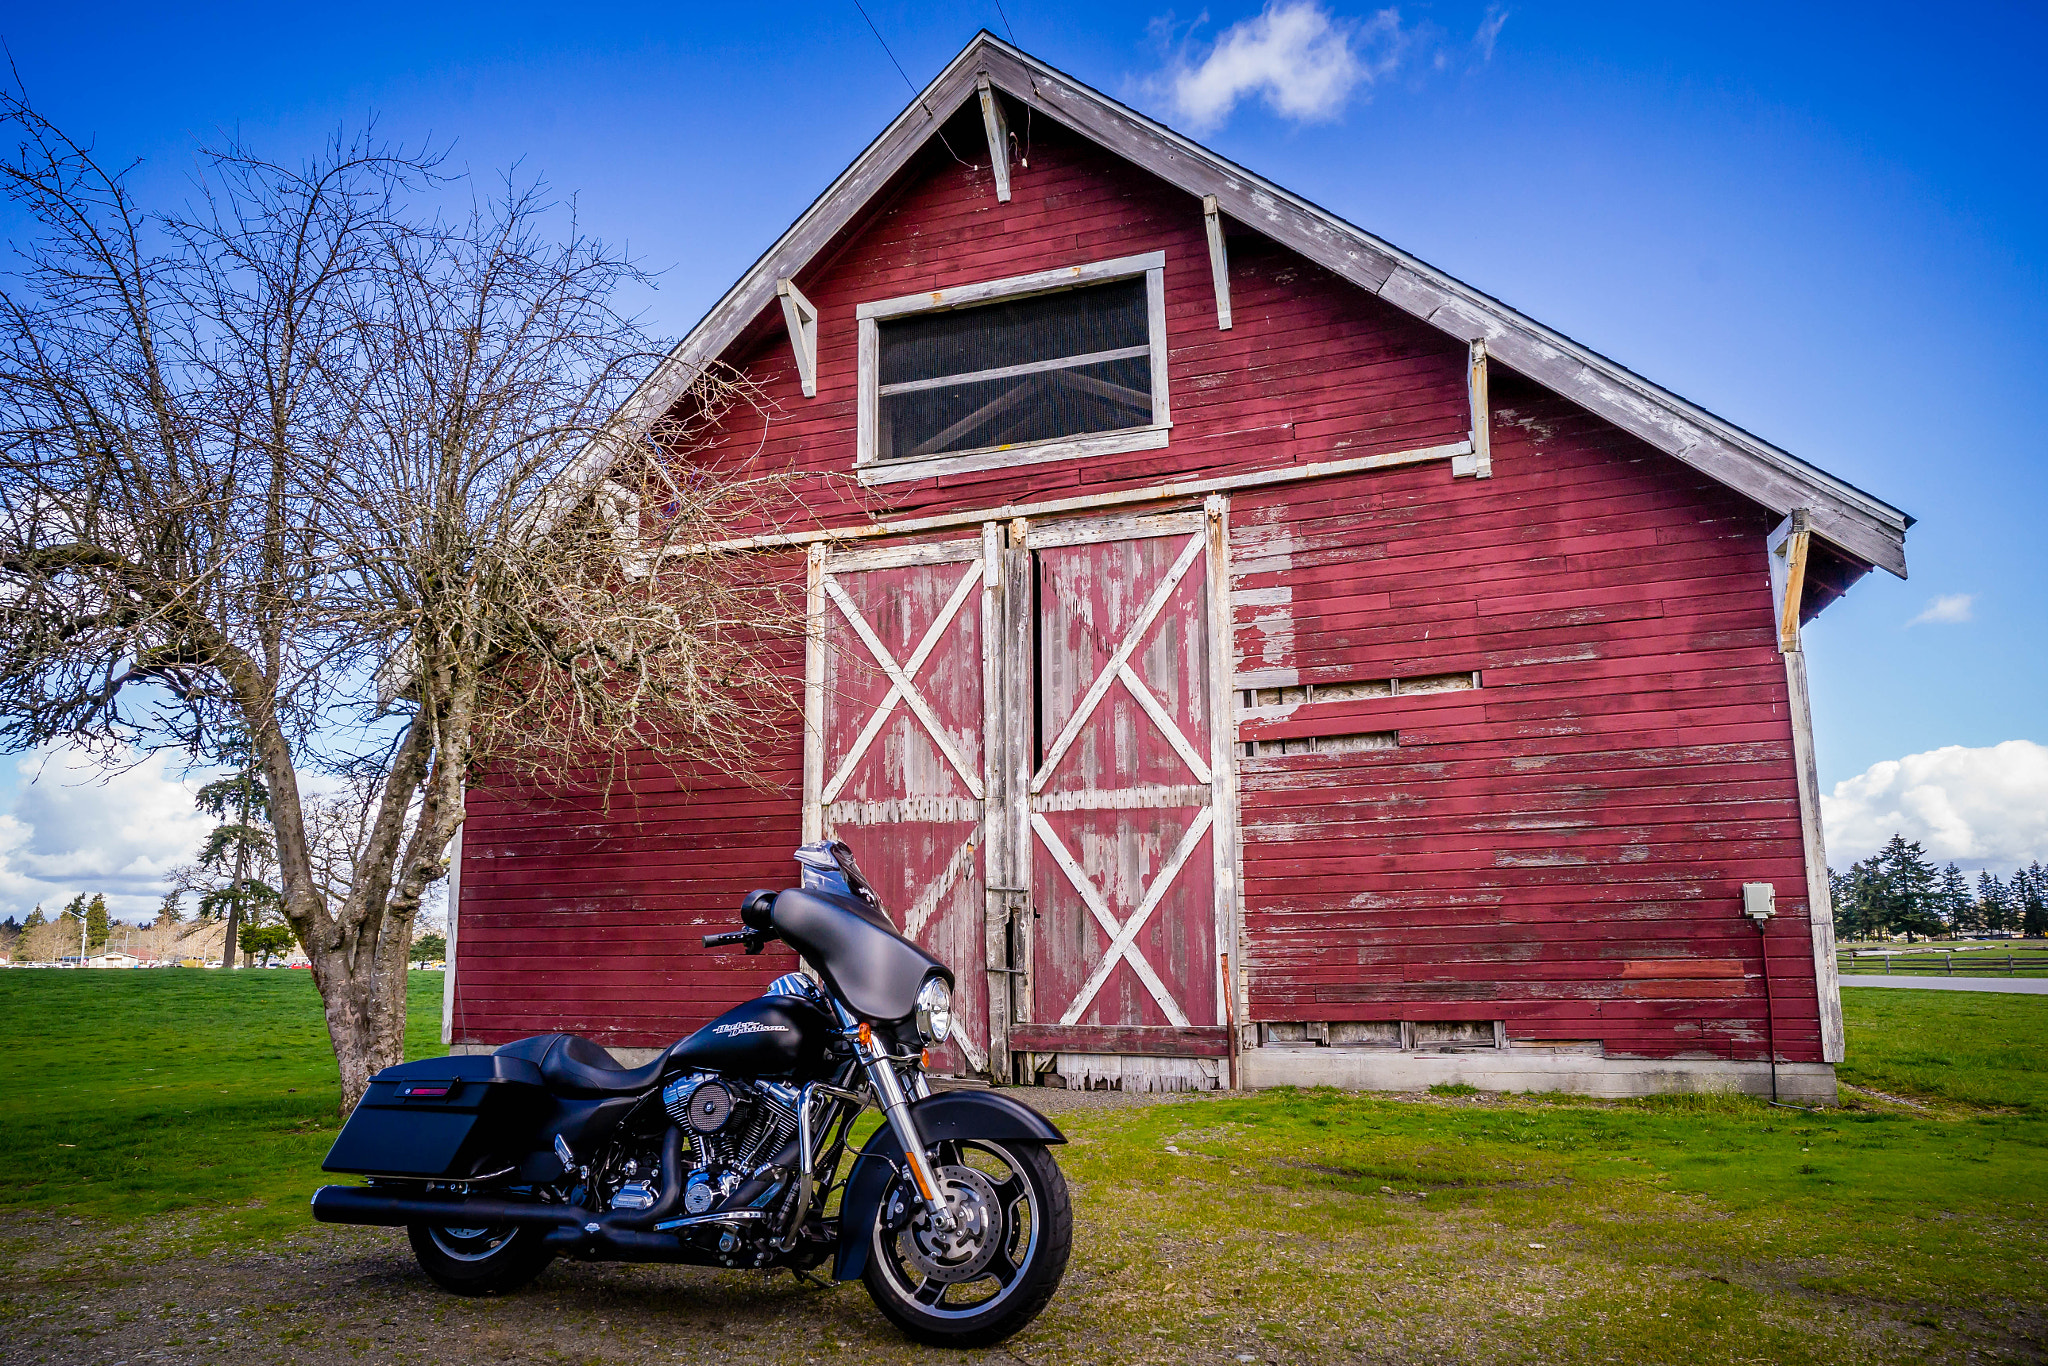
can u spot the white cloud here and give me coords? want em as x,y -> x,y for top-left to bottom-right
1473,6 -> 1508,62
0,745 -> 214,923
1906,593 -> 1975,626
1821,740 -> 2048,871
1149,2 -> 1407,132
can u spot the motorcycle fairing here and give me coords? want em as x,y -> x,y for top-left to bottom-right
767,886 -> 952,1025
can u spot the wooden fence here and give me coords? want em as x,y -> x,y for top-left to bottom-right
1838,949 -> 2048,977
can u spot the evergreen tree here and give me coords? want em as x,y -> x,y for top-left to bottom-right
22,905 -> 44,930
156,891 -> 184,926
54,895 -> 85,960
192,728 -> 279,970
1936,863 -> 1973,937
1872,835 -> 1942,941
1832,863 -> 1879,941
2021,863 -> 2048,939
1978,872 -> 2014,935
85,893 -> 110,952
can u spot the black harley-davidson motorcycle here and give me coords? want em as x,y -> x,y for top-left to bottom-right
310,840 -> 1071,1347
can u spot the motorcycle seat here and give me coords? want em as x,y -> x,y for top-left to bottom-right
496,1032 -> 668,1097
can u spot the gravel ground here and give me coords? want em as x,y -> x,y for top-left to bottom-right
0,1089 -> 1238,1366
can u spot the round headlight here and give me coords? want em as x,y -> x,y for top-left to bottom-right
915,976 -> 953,1046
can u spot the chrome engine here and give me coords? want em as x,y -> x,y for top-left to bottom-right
662,1072 -> 805,1215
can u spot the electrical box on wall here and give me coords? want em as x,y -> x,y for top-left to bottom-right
1742,883 -> 1777,923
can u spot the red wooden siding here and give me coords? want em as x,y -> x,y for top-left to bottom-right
1231,374 -> 1819,1062
681,117 -> 1471,528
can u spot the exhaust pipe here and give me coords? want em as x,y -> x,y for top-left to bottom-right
312,1184 -> 578,1230
313,1128 -> 692,1241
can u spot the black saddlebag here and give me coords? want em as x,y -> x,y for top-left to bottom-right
322,1054 -> 549,1179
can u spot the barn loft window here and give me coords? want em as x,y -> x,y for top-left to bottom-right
856,252 -> 1170,484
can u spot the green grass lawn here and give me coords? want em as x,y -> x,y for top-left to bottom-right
0,969 -> 443,1240
0,972 -> 2042,1363
1838,985 -> 2048,1110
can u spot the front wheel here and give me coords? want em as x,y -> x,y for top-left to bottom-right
406,1221 -> 555,1296
861,1138 -> 1071,1348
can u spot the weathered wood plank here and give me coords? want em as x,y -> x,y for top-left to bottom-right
1007,1023 -> 1232,1057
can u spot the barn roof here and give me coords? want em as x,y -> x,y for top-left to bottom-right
595,32 -> 1910,577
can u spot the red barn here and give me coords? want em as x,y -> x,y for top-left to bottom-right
442,34 -> 1909,1102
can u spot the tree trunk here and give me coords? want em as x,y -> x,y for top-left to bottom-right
314,941 -> 413,1113
222,900 -> 241,971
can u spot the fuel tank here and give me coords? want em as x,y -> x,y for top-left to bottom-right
667,993 -> 835,1081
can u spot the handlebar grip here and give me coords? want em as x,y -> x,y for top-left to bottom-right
702,930 -> 752,948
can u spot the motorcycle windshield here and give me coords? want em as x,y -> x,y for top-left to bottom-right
768,886 -> 951,1026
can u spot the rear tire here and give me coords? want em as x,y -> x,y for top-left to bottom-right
861,1139 -> 1071,1348
406,1222 -> 555,1296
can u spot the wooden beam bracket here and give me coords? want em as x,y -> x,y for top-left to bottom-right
775,277 -> 819,398
1772,508 -> 1812,653
976,73 -> 1012,203
1202,194 -> 1232,330
1452,338 -> 1493,478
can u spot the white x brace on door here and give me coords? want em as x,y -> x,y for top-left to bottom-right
803,533 -> 999,1075
801,501 -> 1242,1080
1015,501 -> 1240,1063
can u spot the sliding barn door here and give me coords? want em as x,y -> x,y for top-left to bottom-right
806,536 -> 998,1076
801,503 -> 1241,1087
1012,505 -> 1238,1076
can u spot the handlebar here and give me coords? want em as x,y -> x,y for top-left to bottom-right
702,928 -> 775,955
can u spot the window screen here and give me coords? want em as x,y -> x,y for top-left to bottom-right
875,277 -> 1153,462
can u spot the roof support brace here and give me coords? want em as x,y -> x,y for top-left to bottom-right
1768,508 -> 1843,1062
776,278 -> 819,398
976,74 -> 1012,203
1773,508 -> 1812,653
1202,195 -> 1232,330
1453,338 -> 1493,478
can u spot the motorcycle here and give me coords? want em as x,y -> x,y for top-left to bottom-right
310,839 -> 1072,1348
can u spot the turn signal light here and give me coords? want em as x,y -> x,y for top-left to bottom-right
857,1022 -> 874,1049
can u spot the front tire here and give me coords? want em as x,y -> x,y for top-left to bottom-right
406,1221 -> 555,1296
861,1138 -> 1071,1348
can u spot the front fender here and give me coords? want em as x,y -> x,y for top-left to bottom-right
831,1090 -> 1066,1282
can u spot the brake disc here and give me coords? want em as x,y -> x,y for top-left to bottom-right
900,1164 -> 1003,1283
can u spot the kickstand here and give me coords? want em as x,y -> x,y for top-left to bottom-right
789,1267 -> 834,1290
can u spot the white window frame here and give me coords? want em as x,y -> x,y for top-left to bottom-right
855,251 -> 1170,486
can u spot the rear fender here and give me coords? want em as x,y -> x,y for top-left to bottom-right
831,1090 -> 1065,1281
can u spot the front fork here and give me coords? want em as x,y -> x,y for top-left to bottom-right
852,1026 -> 957,1234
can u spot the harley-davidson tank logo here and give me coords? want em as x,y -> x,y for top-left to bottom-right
711,1021 -> 790,1037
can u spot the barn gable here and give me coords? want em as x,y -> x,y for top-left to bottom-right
584,31 -> 1907,580
449,32 -> 1909,1102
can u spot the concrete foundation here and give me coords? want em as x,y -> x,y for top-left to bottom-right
1238,1046 -> 1838,1104
451,1039 -> 1836,1105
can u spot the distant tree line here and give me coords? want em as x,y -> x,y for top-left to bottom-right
1831,834 -> 2048,941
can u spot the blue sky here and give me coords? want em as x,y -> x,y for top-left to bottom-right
1,1 -> 2043,916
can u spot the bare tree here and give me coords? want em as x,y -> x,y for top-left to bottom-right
0,91 -> 801,1110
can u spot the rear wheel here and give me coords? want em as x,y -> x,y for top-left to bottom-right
406,1221 -> 555,1296
861,1138 -> 1071,1348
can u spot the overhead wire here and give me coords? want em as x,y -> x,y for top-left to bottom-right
989,0 -> 1035,166
849,0 -> 977,169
